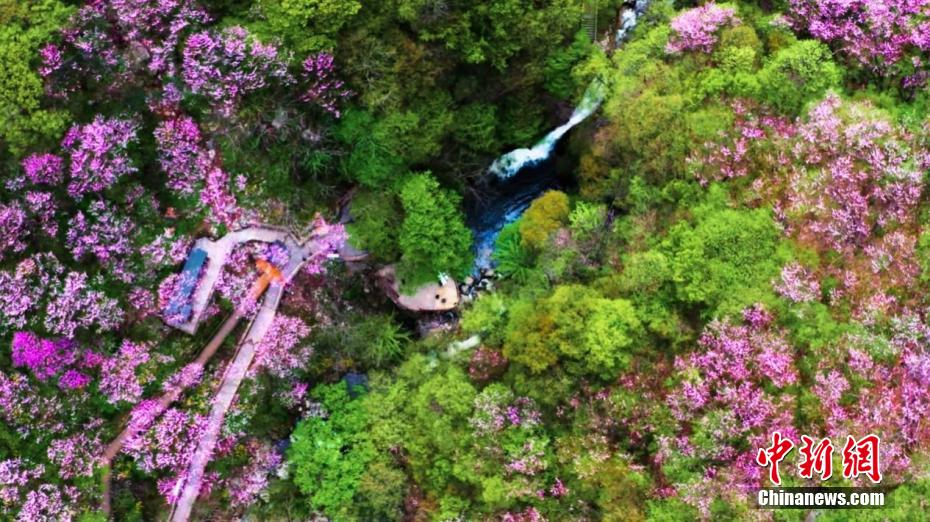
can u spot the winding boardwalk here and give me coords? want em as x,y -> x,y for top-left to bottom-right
100,224 -> 336,519
169,233 -> 332,521
176,226 -> 293,334
99,270 -> 275,515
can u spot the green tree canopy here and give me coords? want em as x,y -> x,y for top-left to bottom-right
397,171 -> 474,290
504,285 -> 644,377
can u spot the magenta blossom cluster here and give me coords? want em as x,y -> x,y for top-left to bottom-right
500,507 -> 544,522
201,163 -> 241,227
0,255 -> 61,331
0,203 -> 28,261
41,0 -> 210,95
811,314 -> 930,480
468,346 -> 508,381
0,194 -> 59,261
107,0 -> 212,76
66,200 -> 135,278
224,440 -> 282,507
782,95 -> 925,250
214,245 -> 259,313
47,430 -> 101,479
252,315 -> 312,378
61,116 -> 139,198
504,438 -> 548,477
44,271 -> 124,337
17,484 -> 79,522
304,215 -> 347,275
0,458 -> 80,521
471,385 -> 543,436
21,153 -> 64,186
99,340 -> 152,405
300,53 -> 351,118
0,370 -> 66,437
666,306 -> 798,499
140,229 -> 193,270
695,95 -> 927,256
666,3 -> 740,54
124,407 -> 206,502
0,459 -> 45,514
774,262 -> 821,303
691,100 -> 797,184
25,192 -> 59,238
182,26 -> 292,118
10,331 -> 76,383
789,0 -> 930,76
154,116 -> 211,195
260,242 -> 291,270
0,254 -> 122,337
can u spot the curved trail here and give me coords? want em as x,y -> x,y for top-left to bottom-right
100,269 -> 274,515
99,225 -> 330,518
167,237 -> 310,521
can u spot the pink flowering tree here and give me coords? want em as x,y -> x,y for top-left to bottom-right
61,116 -> 139,198
663,306 -> 798,513
808,314 -> 930,481
24,192 -> 59,239
65,200 -> 135,278
10,332 -> 76,383
0,370 -> 67,438
251,315 -> 312,378
123,407 -> 206,503
182,26 -> 292,118
666,3 -> 740,54
779,95 -> 925,251
774,262 -> 822,303
692,94 -> 930,315
469,384 -> 552,503
0,254 -> 123,337
0,203 -> 28,261
154,116 -> 212,195
99,340 -> 153,405
0,457 -> 79,521
0,459 -> 46,517
300,53 -> 352,118
47,429 -> 103,480
43,271 -> 124,337
789,0 -> 930,81
40,0 -> 210,95
0,195 -> 59,261
19,153 -> 64,188
689,100 -> 797,184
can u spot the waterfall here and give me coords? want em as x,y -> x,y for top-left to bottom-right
488,80 -> 606,180
470,1 -> 651,274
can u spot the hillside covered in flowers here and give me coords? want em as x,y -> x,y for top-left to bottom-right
1,0 -> 930,520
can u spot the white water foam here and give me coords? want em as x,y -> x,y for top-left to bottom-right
488,80 -> 606,180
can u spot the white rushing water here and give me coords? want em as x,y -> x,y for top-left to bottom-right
474,1 -> 651,271
488,80 -> 607,180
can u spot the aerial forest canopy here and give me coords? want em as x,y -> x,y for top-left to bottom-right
1,0 -> 930,520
